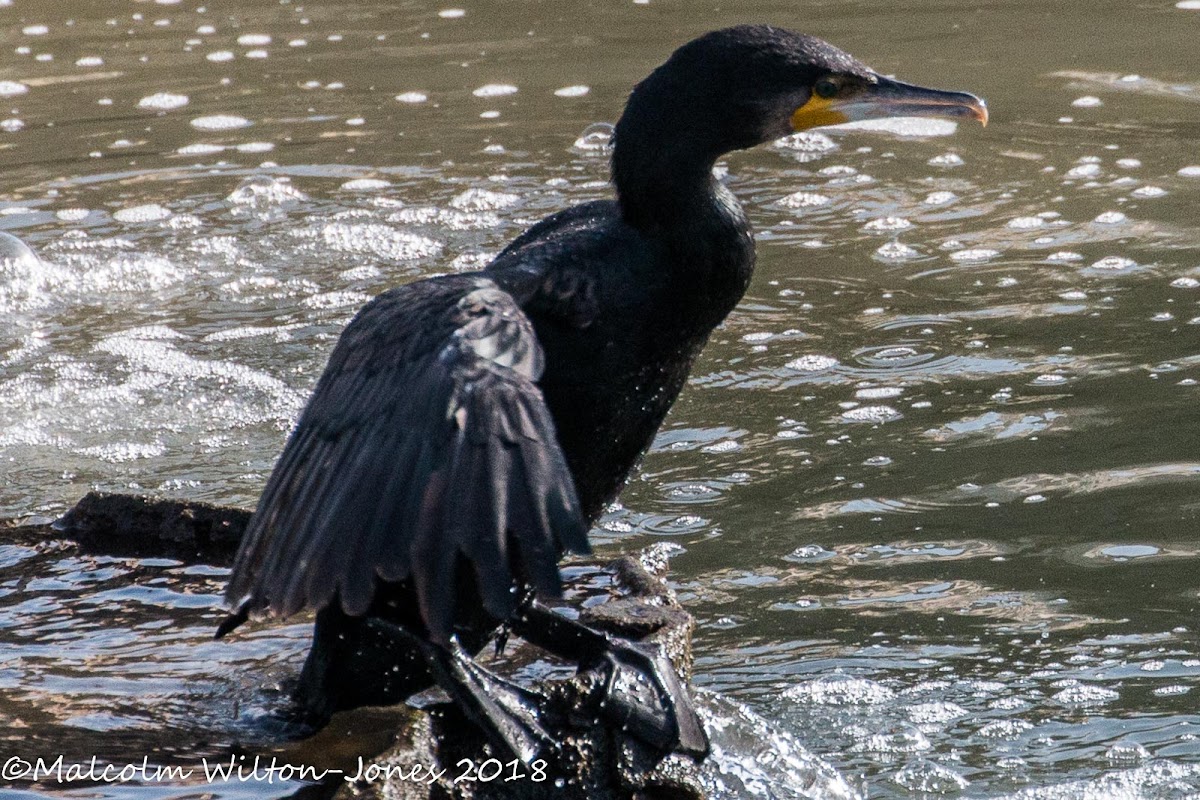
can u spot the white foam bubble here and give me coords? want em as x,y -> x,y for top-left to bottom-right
922,191 -> 957,205
190,114 -> 252,130
875,241 -> 919,260
777,191 -> 830,209
176,143 -> 225,155
309,222 -> 443,261
0,81 -> 29,97
96,331 -> 302,406
855,386 -> 903,400
113,203 -> 172,223
0,231 -> 40,267
340,178 -> 391,191
775,130 -> 839,159
864,216 -> 912,232
553,85 -> 589,98
841,405 -> 903,423
892,760 -> 969,793
1091,255 -> 1137,270
388,207 -> 501,231
928,153 -> 964,167
137,92 -> 189,111
449,188 -> 519,211
1066,163 -> 1102,178
950,248 -> 1000,262
77,442 -> 166,463
785,674 -> 895,705
226,176 -> 306,208
1052,684 -> 1119,705
302,290 -> 373,310
979,719 -> 1034,739
785,354 -> 839,372
472,83 -> 518,98
694,692 -> 858,800
236,33 -> 271,45
853,726 -> 933,755
395,91 -> 428,103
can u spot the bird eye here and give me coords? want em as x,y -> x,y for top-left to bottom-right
814,79 -> 838,99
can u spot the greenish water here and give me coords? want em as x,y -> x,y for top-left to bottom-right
2,1 -> 1199,797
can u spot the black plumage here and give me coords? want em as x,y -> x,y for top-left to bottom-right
222,25 -> 985,739
224,277 -> 587,640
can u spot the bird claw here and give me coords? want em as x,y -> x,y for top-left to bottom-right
423,638 -> 556,764
590,638 -> 709,758
509,598 -> 709,759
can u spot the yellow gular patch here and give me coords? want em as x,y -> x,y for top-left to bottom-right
790,95 -> 849,131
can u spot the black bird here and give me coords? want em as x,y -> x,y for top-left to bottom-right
219,25 -> 986,761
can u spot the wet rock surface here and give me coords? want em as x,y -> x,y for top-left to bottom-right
6,492 -> 706,798
55,490 -> 250,563
333,552 -> 707,800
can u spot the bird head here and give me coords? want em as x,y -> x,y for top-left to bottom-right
617,25 -> 987,161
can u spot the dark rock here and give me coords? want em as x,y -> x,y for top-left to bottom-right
55,490 -> 250,564
334,546 -> 706,800
13,492 -> 706,799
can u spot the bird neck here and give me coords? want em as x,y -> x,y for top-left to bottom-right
610,60 -> 759,270
611,126 -> 753,274
610,127 -> 756,332
611,129 -> 726,234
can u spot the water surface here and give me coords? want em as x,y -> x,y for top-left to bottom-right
2,0 -> 1200,797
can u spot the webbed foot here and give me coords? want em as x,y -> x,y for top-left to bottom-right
512,599 -> 709,758
592,637 -> 709,757
420,637 -> 556,763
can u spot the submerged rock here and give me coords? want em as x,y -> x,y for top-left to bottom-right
56,490 -> 249,562
34,492 -> 708,798
323,547 -> 707,800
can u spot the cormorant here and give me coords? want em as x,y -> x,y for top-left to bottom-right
219,25 -> 986,762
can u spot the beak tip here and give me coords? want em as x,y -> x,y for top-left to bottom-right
975,100 -> 990,127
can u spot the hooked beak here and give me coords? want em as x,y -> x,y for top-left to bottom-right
791,74 -> 989,131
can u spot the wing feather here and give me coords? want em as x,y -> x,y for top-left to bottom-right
224,274 -> 588,643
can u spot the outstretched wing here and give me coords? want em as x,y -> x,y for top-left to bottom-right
223,274 -> 589,643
